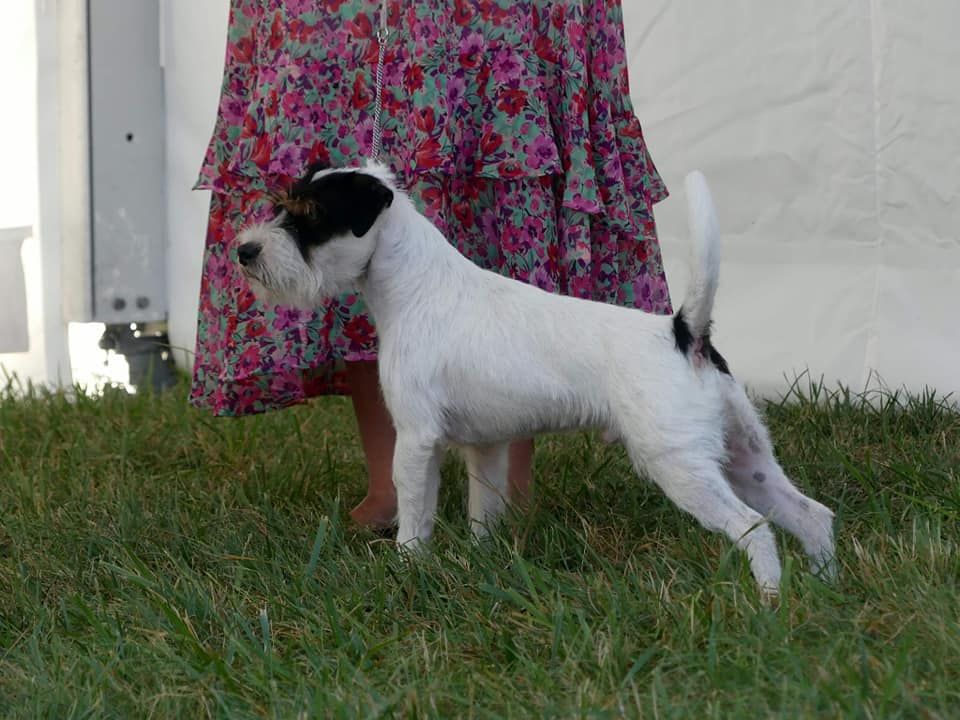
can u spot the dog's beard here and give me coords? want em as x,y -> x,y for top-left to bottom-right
239,227 -> 326,310
240,270 -> 277,306
244,265 -> 324,310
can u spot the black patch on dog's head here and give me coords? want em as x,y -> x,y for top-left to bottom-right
302,159 -> 331,177
273,169 -> 394,258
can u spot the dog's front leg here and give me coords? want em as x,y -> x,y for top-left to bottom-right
393,434 -> 443,549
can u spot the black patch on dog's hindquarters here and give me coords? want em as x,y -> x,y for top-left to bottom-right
277,170 -> 394,259
671,307 -> 732,377
673,309 -> 694,354
704,336 -> 731,376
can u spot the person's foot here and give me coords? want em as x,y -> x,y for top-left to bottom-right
349,491 -> 397,530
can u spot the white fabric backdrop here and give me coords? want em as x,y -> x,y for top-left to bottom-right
163,1 -> 960,398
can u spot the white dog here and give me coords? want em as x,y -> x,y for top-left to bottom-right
236,161 -> 836,596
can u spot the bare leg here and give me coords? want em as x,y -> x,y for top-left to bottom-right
463,444 -> 510,538
345,361 -> 397,529
508,438 -> 534,506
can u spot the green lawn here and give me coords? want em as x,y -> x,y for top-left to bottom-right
1,377 -> 958,718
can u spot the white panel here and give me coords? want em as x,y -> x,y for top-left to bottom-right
89,0 -> 167,323
58,0 -> 94,323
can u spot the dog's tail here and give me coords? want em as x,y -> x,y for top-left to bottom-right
671,171 -> 727,375
677,171 -> 721,340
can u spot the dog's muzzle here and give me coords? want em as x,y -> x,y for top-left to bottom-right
238,242 -> 262,267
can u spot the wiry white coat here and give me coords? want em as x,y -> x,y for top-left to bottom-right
237,163 -> 837,596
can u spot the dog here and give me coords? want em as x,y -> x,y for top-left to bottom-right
236,161 -> 837,596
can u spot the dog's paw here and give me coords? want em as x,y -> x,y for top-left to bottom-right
759,585 -> 780,608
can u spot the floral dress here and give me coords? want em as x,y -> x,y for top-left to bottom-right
191,0 -> 671,416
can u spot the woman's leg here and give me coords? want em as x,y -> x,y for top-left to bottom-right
508,439 -> 534,506
345,361 -> 397,528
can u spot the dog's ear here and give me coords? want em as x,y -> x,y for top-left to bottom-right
273,161 -> 335,218
284,162 -> 330,209
343,173 -> 394,237
277,170 -> 394,237
271,188 -> 319,218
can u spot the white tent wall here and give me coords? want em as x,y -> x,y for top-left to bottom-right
623,1 -> 960,396
162,1 -> 960,398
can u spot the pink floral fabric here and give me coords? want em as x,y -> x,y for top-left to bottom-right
192,0 -> 672,416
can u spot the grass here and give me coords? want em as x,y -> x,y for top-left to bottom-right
0,375 -> 958,718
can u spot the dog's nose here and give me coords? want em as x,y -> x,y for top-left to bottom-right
238,242 -> 261,266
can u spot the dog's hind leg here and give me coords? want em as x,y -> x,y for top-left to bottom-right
720,379 -> 837,580
632,447 -> 783,597
393,434 -> 443,549
462,444 -> 509,539
723,435 -> 837,580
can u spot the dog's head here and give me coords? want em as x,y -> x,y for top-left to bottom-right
236,162 -> 395,308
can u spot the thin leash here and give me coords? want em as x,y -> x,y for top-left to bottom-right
370,0 -> 391,160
